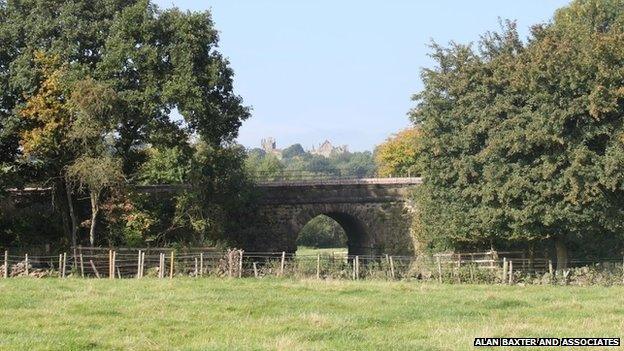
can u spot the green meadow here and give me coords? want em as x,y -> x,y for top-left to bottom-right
0,278 -> 622,351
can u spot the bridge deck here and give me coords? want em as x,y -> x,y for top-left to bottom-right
6,178 -> 423,196
256,177 -> 422,187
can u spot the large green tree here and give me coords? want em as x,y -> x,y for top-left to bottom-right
1,0 -> 249,246
414,0 -> 624,269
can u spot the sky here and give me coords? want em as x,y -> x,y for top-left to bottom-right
153,0 -> 571,152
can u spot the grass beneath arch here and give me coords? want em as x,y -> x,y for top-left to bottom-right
296,246 -> 348,256
0,278 -> 622,350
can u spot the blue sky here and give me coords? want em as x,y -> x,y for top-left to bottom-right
153,0 -> 571,151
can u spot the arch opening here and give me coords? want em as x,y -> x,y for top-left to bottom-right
295,212 -> 369,256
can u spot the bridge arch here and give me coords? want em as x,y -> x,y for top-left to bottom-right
244,178 -> 420,255
292,206 -> 373,256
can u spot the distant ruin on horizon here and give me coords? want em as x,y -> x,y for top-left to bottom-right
260,137 -> 348,158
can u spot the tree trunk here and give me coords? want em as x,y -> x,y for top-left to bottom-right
65,182 -> 78,249
54,179 -> 71,247
554,237 -> 568,271
89,191 -> 99,247
527,242 -> 535,274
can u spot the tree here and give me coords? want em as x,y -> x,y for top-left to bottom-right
413,0 -> 624,268
337,151 -> 376,178
138,147 -> 192,185
18,53 -> 78,246
66,78 -> 123,246
2,0 -> 249,183
67,156 -> 123,246
282,144 -> 305,159
2,0 -> 249,247
187,142 -> 256,245
246,154 -> 284,180
374,128 -> 421,177
306,155 -> 339,176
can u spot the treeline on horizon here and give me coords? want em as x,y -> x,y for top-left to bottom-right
2,0 -> 624,268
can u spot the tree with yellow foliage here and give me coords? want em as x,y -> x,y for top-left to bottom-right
19,53 -> 79,248
374,128 -> 421,177
20,52 -> 73,166
20,54 -> 123,247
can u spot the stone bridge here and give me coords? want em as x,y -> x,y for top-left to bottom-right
245,177 -> 422,256
5,178 -> 422,255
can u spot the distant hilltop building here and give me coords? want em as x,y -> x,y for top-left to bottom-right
259,138 -> 349,158
261,137 -> 282,158
311,140 -> 348,157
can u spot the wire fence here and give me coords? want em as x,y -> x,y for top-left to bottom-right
2,247 -> 624,285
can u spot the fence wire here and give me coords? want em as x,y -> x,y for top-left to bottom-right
1,247 -> 623,285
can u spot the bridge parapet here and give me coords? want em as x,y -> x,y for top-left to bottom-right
256,177 -> 422,187
255,177 -> 420,205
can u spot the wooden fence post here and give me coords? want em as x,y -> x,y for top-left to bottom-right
502,257 -> 507,283
352,257 -> 356,280
25,254 -> 29,276
112,251 -> 116,279
157,253 -> 160,278
62,252 -> 67,278
137,250 -> 142,279
194,257 -> 198,277
169,251 -> 174,279
316,253 -> 320,279
73,247 -> 78,270
162,252 -> 166,278
280,251 -> 285,277
59,253 -> 63,277
508,260 -> 514,285
390,256 -> 396,280
239,250 -> 244,278
456,253 -> 461,283
355,256 -> 360,280
158,253 -> 163,278
140,251 -> 145,278
228,251 -> 233,278
436,256 -> 442,283
90,260 -> 100,278
137,251 -> 142,279
163,252 -> 166,278
253,262 -> 258,278
79,253 -> 85,278
109,250 -> 113,279
3,250 -> 7,278
136,250 -> 141,279
200,253 -> 204,277
622,256 -> 624,285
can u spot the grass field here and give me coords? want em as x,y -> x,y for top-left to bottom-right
296,246 -> 348,256
0,279 -> 623,351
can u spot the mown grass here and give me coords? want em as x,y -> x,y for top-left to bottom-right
0,278 -> 622,351
296,246 -> 348,256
